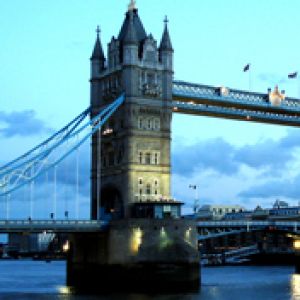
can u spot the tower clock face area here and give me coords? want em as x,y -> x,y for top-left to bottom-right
90,4 -> 174,219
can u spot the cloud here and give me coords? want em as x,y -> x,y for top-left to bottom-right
172,138 -> 239,176
257,73 -> 287,86
34,142 -> 90,198
0,110 -> 53,137
239,174 -> 300,200
172,129 -> 300,179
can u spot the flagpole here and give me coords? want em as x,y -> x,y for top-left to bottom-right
298,75 -> 300,99
249,68 -> 252,91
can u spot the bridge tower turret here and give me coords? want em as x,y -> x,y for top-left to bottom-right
90,3 -> 174,219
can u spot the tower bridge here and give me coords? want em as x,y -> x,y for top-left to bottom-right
1,0 -> 300,293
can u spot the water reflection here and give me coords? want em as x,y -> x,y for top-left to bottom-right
291,274 -> 300,300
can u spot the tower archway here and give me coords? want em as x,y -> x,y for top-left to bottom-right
100,186 -> 123,220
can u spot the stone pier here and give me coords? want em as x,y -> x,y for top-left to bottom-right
67,219 -> 200,293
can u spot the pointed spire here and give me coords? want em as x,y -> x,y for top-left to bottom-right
159,16 -> 173,51
91,26 -> 105,60
123,11 -> 139,45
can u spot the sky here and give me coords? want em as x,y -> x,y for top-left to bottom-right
1,0 -> 300,220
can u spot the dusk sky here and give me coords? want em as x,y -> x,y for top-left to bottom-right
1,0 -> 300,220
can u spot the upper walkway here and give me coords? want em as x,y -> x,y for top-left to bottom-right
172,80 -> 300,127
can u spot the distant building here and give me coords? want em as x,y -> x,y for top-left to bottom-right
196,205 -> 245,220
223,210 -> 252,220
269,206 -> 300,220
273,199 -> 289,209
8,233 -> 55,253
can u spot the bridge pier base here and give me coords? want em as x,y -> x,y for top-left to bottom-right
67,219 -> 200,293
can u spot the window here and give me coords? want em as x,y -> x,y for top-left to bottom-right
108,152 -> 114,166
139,178 -> 143,185
154,153 -> 159,164
139,189 -> 142,195
138,117 -> 143,129
145,153 -> 151,164
154,118 -> 160,130
147,119 -> 152,130
146,184 -> 151,195
139,152 -> 143,164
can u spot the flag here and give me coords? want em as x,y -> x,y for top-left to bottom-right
288,72 -> 298,79
243,64 -> 250,72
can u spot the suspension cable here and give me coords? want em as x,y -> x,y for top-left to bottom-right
0,94 -> 125,197
54,166 -> 57,220
75,141 -> 79,219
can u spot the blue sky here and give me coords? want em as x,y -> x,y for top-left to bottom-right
1,0 -> 300,219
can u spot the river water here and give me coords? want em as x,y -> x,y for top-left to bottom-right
0,260 -> 299,299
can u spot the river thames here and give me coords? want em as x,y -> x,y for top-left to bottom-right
0,261 -> 298,299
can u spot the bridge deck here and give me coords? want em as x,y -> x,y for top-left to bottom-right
198,220 -> 300,231
0,220 -> 107,233
173,80 -> 300,127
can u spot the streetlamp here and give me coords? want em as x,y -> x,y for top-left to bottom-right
189,184 -> 199,213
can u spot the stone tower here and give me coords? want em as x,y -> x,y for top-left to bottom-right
90,3 -> 173,219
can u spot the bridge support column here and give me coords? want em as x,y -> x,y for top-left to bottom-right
67,219 -> 200,293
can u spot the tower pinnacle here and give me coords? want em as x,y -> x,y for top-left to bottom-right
128,0 -> 136,11
91,25 -> 105,61
96,25 -> 101,37
159,15 -> 173,51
